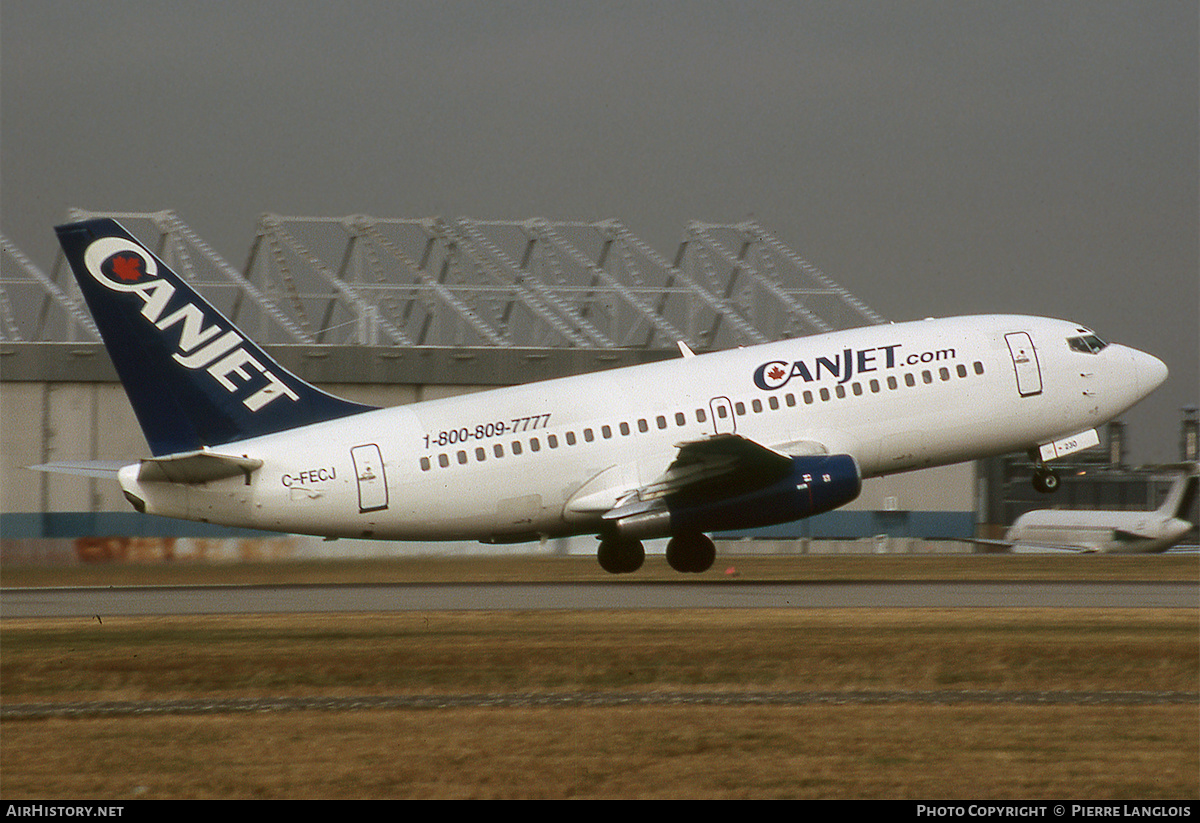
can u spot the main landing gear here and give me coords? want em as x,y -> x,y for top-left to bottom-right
596,532 -> 717,574
666,532 -> 716,574
597,536 -> 645,574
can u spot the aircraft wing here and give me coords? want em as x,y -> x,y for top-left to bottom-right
965,537 -> 1100,554
637,434 -> 796,502
591,433 -> 810,523
567,434 -> 798,517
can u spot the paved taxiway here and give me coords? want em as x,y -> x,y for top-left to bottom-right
2,580 -> 1195,618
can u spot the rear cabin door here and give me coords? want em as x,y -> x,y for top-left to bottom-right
350,444 -> 389,512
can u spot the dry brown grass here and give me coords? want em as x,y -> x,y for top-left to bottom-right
2,609 -> 1197,700
2,604 -> 1197,799
3,704 -> 1196,800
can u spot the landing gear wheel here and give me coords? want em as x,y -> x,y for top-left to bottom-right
666,532 -> 716,573
597,537 -> 645,574
1032,469 -> 1060,494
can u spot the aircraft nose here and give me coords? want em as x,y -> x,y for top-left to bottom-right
1133,349 -> 1169,395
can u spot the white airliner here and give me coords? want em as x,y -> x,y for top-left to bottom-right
43,219 -> 1169,573
983,464 -> 1198,554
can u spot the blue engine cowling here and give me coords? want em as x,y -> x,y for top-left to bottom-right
665,454 -> 861,535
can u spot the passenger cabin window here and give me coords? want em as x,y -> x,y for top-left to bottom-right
418,346 -> 1001,474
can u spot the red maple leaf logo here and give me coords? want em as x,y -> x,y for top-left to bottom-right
767,365 -> 786,382
109,253 -> 145,282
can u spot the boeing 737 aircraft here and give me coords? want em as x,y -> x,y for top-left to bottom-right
43,219 -> 1169,573
981,464 -> 1198,554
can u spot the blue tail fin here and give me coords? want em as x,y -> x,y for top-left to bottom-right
55,218 -> 377,456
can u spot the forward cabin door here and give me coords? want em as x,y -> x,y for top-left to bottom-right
1004,332 -> 1043,397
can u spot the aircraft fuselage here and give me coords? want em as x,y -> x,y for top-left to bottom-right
119,314 -> 1162,542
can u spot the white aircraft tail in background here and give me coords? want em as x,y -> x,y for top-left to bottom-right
38,218 -> 1170,572
985,463 -> 1198,554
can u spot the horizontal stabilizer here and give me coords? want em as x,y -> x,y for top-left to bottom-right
32,451 -> 265,484
136,450 -> 263,484
29,460 -> 127,479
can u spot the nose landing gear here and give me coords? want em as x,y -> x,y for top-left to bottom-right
1032,467 -> 1060,494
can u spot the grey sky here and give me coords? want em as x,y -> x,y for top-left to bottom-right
3,1 -> 1196,464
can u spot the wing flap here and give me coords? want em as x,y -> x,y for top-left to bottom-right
571,434 -> 831,520
638,434 -> 794,503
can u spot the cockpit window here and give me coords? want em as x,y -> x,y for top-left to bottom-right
1068,334 -> 1108,354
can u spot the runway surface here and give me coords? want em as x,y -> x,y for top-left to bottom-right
5,689 -> 1195,720
2,579 -> 1195,618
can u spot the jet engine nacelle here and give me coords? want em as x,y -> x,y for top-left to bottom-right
616,454 -> 862,539
671,453 -> 861,534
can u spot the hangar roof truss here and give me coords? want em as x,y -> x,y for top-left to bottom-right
2,210 -> 883,350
